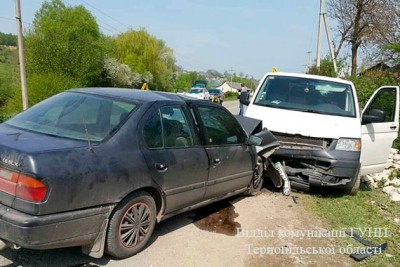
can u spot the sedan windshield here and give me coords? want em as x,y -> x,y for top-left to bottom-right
6,92 -> 137,142
253,76 -> 356,117
208,89 -> 221,94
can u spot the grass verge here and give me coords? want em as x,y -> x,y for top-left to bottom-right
301,184 -> 400,266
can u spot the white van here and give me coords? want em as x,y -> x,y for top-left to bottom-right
242,72 -> 399,194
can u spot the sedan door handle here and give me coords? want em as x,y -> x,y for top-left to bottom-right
390,125 -> 397,130
213,158 -> 221,165
155,163 -> 168,172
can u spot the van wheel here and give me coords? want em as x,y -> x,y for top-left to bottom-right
248,156 -> 264,194
106,192 -> 156,259
345,175 -> 360,196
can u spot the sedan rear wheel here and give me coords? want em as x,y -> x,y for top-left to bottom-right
106,192 -> 156,259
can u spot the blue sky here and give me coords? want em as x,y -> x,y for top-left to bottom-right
0,0 -> 332,79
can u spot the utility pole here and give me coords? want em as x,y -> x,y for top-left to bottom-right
15,0 -> 28,110
305,51 -> 312,73
230,67 -> 234,92
316,0 -> 338,75
323,12 -> 338,74
316,0 -> 323,69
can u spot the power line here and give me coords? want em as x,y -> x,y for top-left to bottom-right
79,0 -> 129,30
61,0 -> 120,34
0,16 -> 32,26
308,0 -> 320,57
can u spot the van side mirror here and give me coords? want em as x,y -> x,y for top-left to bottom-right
362,109 -> 385,125
240,92 -> 250,106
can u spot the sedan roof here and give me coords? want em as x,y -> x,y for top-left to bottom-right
70,87 -> 193,103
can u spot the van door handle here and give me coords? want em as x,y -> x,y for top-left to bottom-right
155,163 -> 168,172
390,126 -> 397,130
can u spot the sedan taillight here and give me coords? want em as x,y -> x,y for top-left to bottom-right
0,168 -> 47,202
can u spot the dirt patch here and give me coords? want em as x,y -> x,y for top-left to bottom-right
238,191 -> 353,267
189,201 -> 240,236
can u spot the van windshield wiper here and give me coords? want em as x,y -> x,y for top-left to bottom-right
304,109 -> 329,115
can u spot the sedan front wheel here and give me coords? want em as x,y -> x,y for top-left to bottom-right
106,191 -> 156,259
248,156 -> 264,195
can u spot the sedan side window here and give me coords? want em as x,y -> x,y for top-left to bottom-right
143,110 -> 163,149
143,106 -> 194,149
197,106 -> 246,145
161,106 -> 194,148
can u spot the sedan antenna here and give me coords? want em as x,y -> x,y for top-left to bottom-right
79,105 -> 93,152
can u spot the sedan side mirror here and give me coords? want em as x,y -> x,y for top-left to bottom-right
247,135 -> 262,146
362,109 -> 385,125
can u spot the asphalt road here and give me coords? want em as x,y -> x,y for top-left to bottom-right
223,100 -> 247,115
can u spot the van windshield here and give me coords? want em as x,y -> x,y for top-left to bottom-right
253,76 -> 356,117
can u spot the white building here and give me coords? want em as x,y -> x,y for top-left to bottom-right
217,82 -> 250,94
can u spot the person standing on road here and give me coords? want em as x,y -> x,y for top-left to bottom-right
239,83 -> 247,116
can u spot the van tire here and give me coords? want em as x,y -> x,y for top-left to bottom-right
345,175 -> 360,196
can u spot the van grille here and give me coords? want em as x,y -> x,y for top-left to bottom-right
272,132 -> 332,149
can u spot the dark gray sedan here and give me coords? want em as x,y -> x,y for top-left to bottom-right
0,88 -> 278,259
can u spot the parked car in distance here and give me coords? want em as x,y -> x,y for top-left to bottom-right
176,88 -> 186,95
0,88 -> 279,259
208,88 -> 225,103
186,88 -> 210,100
241,72 -> 399,195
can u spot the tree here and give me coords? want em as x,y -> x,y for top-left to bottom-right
25,0 -> 104,86
175,71 -> 202,90
307,56 -> 345,77
113,29 -> 176,91
0,32 -> 17,46
0,47 -> 19,112
102,58 -> 155,88
348,71 -> 400,107
372,0 -> 400,63
327,0 -> 381,76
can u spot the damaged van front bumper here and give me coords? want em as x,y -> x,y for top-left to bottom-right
271,138 -> 361,192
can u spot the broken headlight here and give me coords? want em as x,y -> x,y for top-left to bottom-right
335,138 -> 361,151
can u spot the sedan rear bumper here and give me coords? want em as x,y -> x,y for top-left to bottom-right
0,203 -> 114,250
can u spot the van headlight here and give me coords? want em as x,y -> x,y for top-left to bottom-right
335,138 -> 361,151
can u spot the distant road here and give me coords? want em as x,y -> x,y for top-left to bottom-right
223,100 -> 246,115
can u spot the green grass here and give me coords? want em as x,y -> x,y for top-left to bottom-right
0,46 -> 19,112
302,184 -> 400,266
224,95 -> 239,101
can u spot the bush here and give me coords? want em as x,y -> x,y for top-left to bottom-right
348,71 -> 400,107
225,91 -> 238,98
5,72 -> 81,112
388,169 -> 400,180
0,113 -> 11,123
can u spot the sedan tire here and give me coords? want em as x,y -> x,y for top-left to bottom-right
248,156 -> 264,195
106,191 -> 156,259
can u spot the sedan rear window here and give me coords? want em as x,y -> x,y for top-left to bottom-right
6,92 -> 136,142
